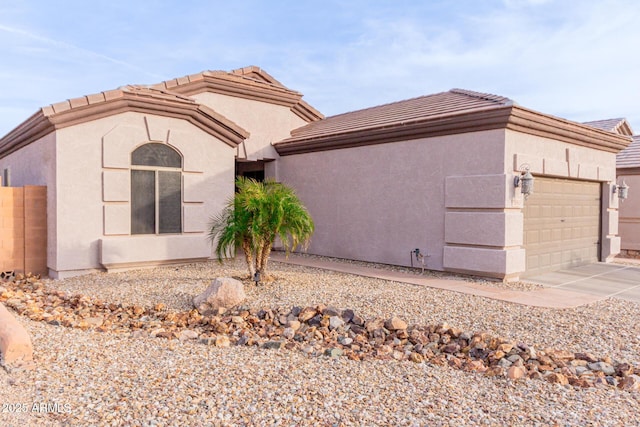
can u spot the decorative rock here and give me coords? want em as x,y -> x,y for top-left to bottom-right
442,343 -> 460,354
199,336 -> 216,346
192,277 -> 246,315
575,366 -> 589,376
485,366 -> 504,377
341,309 -> 355,323
263,340 -> 285,350
84,316 -> 104,328
366,318 -> 385,332
508,366 -> 526,380
215,336 -> 230,348
575,352 -> 598,363
618,374 -> 640,391
615,362 -> 633,377
498,358 -> 513,368
410,352 -> 424,363
0,303 -> 34,368
329,316 -> 345,330
150,328 -> 166,338
497,343 -> 514,353
283,327 -> 295,340
178,330 -> 199,341
588,361 -> 616,376
298,307 -> 317,322
351,314 -> 365,326
324,348 -> 343,358
323,307 -> 341,317
384,316 -> 407,331
546,372 -> 569,385
286,320 -> 301,331
338,337 -> 353,346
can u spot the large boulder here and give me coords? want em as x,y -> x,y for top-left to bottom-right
193,277 -> 246,315
0,303 -> 34,369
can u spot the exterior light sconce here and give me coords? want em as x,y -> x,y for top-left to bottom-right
613,180 -> 629,201
514,165 -> 534,199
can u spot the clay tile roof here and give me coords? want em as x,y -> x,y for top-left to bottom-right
583,118 -> 634,136
0,83 -> 249,158
617,135 -> 640,168
152,66 -> 323,122
279,89 -> 514,142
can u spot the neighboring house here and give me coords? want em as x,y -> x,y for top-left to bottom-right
0,66 -> 632,280
616,134 -> 640,256
583,119 -> 639,257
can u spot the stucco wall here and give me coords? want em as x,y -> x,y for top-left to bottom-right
505,130 -> 620,263
0,133 -> 57,269
617,172 -> 640,251
50,112 -> 235,278
276,129 -> 506,274
190,92 -> 308,161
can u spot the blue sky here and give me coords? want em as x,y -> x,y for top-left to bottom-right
0,0 -> 639,137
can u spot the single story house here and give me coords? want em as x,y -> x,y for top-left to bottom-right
0,66 -> 632,280
616,134 -> 640,256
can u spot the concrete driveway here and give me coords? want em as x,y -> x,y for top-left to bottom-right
524,262 -> 640,303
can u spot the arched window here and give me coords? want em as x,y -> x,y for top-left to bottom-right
131,143 -> 182,235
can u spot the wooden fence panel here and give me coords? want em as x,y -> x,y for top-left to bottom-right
0,179 -> 47,277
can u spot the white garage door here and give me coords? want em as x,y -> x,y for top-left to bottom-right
522,177 -> 601,277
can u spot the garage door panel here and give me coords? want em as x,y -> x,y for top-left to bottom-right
523,177 -> 601,277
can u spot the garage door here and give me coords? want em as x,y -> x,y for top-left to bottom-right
522,177 -> 601,277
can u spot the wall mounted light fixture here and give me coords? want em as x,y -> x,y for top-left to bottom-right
514,164 -> 534,199
613,180 -> 629,201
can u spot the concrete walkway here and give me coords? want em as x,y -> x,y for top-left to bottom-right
523,262 -> 640,303
270,253 -> 603,309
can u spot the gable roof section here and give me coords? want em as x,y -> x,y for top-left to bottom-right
151,66 -> 324,123
583,118 -> 634,136
617,135 -> 640,169
274,89 -> 631,155
0,85 -> 249,159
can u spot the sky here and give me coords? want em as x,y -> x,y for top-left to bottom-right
0,0 -> 639,137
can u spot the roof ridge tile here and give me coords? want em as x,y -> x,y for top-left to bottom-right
449,88 -> 515,106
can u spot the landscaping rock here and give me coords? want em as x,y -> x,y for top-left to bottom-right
192,277 -> 246,315
215,336 -> 230,348
329,316 -> 345,330
588,361 -> 616,376
178,330 -> 199,341
508,366 -> 526,380
0,303 -> 34,368
618,375 -> 640,391
384,316 -> 407,331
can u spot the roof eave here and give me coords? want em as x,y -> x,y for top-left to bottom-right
275,106 -> 513,155
508,106 -> 632,153
156,73 -> 323,123
0,110 -> 54,159
275,105 -> 633,156
0,94 -> 248,159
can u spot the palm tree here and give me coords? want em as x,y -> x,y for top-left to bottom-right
208,177 -> 314,282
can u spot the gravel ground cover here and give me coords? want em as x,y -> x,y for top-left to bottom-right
1,257 -> 639,426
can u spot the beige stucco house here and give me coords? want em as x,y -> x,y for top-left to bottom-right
0,66 -> 632,280
616,134 -> 640,256
0,67 -> 322,278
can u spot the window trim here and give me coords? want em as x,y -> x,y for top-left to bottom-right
130,143 -> 183,235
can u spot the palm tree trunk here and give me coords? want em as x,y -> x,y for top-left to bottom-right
241,240 -> 256,279
259,241 -> 272,280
